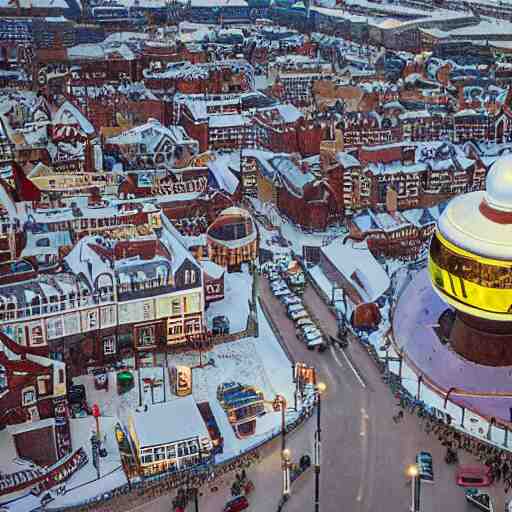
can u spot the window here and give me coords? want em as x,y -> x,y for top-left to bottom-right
166,445 -> 176,459
141,448 -> 154,465
103,336 -> 116,355
22,387 -> 36,406
154,447 -> 166,461
168,322 -> 182,337
58,368 -> 65,384
37,376 -> 49,396
0,364 -> 7,393
100,306 -> 116,327
29,323 -> 45,346
138,326 -> 155,347
171,297 -> 181,316
46,317 -> 64,339
177,442 -> 189,457
184,294 -> 200,314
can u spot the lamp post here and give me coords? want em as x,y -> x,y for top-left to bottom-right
314,382 -> 326,512
407,464 -> 420,512
282,448 -> 291,499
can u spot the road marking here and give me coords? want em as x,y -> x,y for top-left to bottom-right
331,345 -> 366,389
357,405 -> 369,502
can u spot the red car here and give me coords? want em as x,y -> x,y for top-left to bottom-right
223,496 -> 249,512
456,465 -> 493,487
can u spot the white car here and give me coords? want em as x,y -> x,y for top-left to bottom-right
274,287 -> 291,297
287,303 -> 305,315
281,295 -> 301,306
304,331 -> 325,348
290,308 -> 309,321
301,325 -> 321,337
271,280 -> 287,291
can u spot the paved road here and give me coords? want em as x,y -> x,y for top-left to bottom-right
138,278 -> 506,512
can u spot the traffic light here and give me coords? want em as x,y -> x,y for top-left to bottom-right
416,451 -> 434,483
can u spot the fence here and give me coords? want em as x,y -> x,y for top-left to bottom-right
305,262 -> 512,455
51,401 -> 315,512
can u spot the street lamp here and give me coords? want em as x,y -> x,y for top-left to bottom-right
314,382 -> 326,512
407,464 -> 420,512
282,448 -> 291,498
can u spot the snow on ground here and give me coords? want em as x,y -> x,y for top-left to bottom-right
206,270 -> 252,332
171,301 -> 296,461
248,197 -> 347,255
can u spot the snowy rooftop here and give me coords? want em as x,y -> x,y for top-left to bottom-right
320,239 -> 390,303
130,395 -> 210,447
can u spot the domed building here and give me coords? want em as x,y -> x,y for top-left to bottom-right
206,207 -> 258,271
428,155 -> 512,365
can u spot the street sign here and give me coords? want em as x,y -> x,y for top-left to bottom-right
416,451 -> 434,483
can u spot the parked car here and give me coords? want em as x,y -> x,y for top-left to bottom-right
223,496 -> 249,512
275,287 -> 291,297
212,316 -> 230,336
301,326 -> 321,337
282,295 -> 301,306
271,280 -> 287,291
304,331 -> 325,349
295,317 -> 314,328
287,303 -> 305,315
290,309 -> 309,321
456,465 -> 493,487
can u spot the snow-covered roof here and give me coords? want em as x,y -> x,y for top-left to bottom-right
199,259 -> 225,280
53,101 -> 94,135
208,158 -> 239,195
208,114 -> 249,129
321,239 -> 390,303
107,120 -> 198,154
336,152 -> 360,168
130,396 -> 210,448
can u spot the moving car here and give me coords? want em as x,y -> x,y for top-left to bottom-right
223,496 -> 249,512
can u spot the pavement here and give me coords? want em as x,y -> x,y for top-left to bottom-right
136,277 -> 508,512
